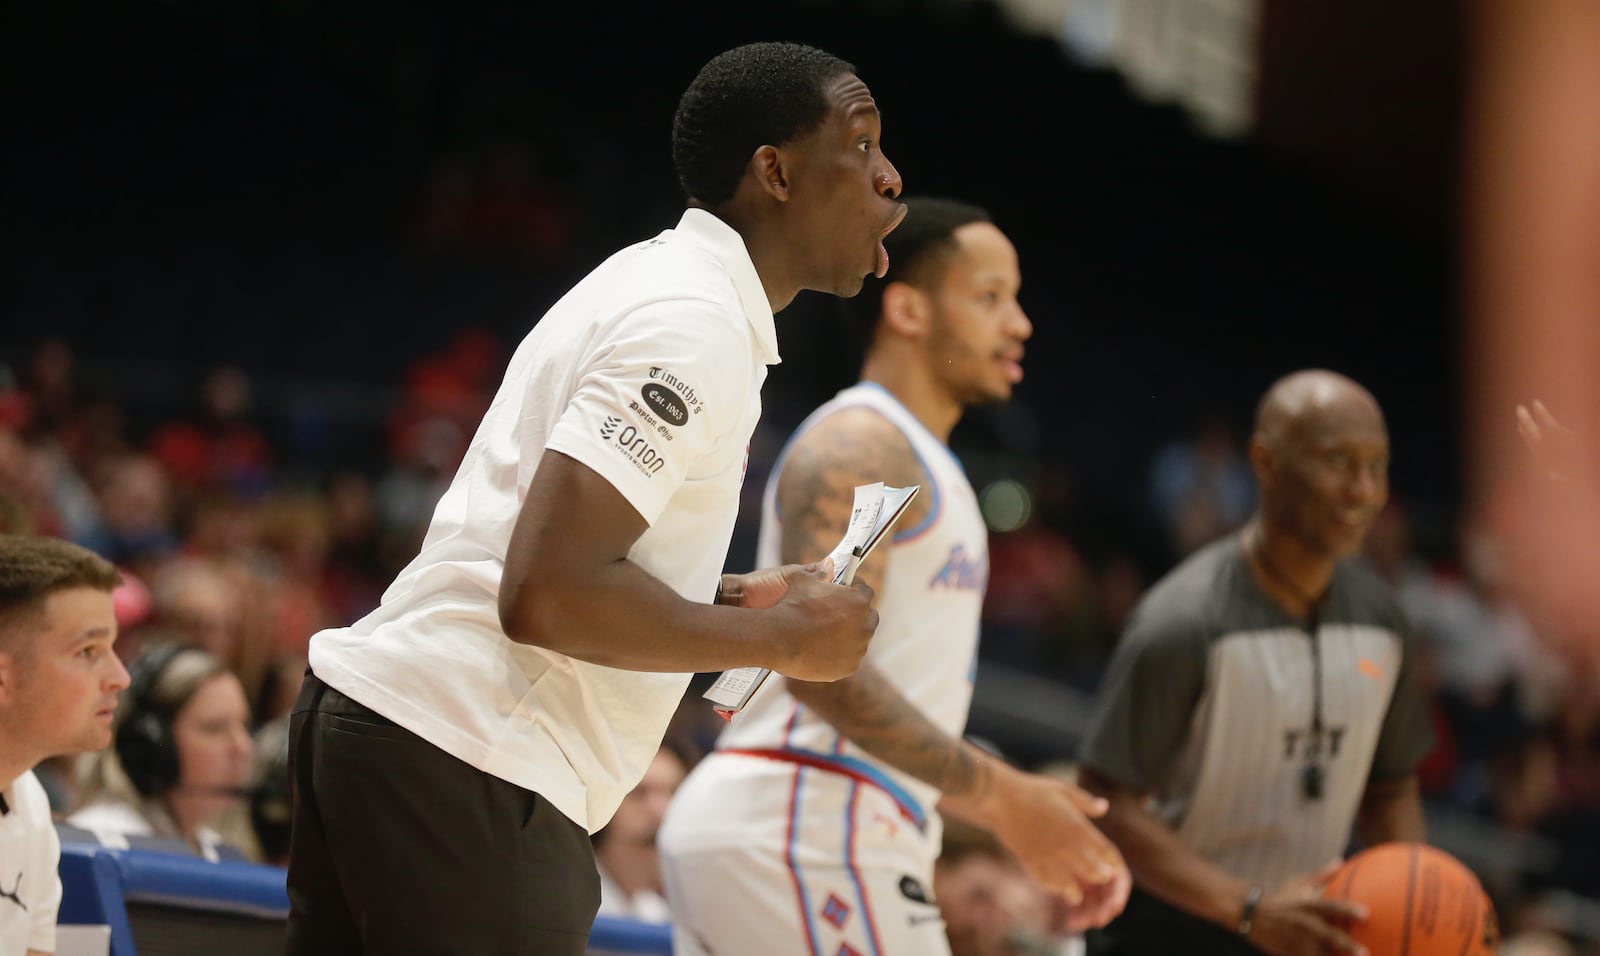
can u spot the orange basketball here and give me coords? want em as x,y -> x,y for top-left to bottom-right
1322,843 -> 1499,955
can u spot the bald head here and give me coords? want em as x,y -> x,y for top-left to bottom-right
1254,370 -> 1386,451
1251,370 -> 1390,559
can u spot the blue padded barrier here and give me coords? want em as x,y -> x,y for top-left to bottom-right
589,915 -> 673,954
59,841 -> 673,954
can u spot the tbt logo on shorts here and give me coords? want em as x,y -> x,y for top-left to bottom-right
601,416 -> 667,477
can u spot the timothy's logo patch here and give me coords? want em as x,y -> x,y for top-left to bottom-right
647,366 -> 705,415
640,383 -> 688,426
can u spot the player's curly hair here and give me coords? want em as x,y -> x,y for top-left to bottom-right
672,42 -> 855,205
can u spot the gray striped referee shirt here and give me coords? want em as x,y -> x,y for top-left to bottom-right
1080,535 -> 1434,892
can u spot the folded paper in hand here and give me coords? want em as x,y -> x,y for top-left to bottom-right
704,481 -> 920,717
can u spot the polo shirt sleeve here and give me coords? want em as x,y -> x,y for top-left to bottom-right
1370,612 -> 1437,781
545,297 -> 748,527
1078,599 -> 1210,793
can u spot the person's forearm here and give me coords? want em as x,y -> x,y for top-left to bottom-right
498,449 -> 808,674
1079,769 -> 1250,929
1355,775 -> 1425,846
785,665 -> 991,799
501,556 -> 787,673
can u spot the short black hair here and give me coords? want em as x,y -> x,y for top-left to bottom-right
672,42 -> 856,205
0,534 -> 119,651
844,197 -> 992,342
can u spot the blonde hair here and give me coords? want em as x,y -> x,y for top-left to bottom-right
71,644 -> 230,838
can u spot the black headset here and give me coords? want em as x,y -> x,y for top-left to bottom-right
114,643 -> 199,797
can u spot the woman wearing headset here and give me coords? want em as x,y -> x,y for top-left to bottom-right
68,643 -> 255,861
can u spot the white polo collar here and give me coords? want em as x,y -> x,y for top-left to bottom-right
675,208 -> 781,366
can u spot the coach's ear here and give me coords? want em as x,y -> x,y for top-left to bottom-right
880,282 -> 931,340
748,144 -> 789,202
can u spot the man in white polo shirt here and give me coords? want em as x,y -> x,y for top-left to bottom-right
0,534 -> 130,956
286,41 -> 904,955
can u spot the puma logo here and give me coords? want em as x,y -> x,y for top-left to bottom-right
0,872 -> 26,911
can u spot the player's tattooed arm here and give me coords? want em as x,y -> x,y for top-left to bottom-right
776,407 -> 990,800
774,405 -> 929,594
788,662 -> 993,799
778,408 -> 1127,906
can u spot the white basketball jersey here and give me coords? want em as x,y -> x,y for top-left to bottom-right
717,381 -> 989,846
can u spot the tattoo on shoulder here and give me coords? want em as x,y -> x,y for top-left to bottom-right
777,409 -> 924,566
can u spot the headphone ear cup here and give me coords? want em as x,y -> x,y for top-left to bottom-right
116,708 -> 180,796
115,643 -> 192,797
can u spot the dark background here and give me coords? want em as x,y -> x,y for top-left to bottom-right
1,0 -> 1465,568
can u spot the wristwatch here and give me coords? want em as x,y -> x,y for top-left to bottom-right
1238,886 -> 1263,937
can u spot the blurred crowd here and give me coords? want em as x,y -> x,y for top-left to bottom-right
4,332 -> 1599,954
0,331 -> 506,862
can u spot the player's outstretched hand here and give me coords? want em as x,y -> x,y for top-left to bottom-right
1517,399 -> 1579,484
1247,861 -> 1369,956
987,769 -> 1129,913
1050,857 -> 1132,933
764,560 -> 878,683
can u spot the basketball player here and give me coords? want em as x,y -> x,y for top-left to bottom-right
1077,371 -> 1434,956
286,43 -> 898,955
0,534 -> 130,956
659,198 -> 1129,956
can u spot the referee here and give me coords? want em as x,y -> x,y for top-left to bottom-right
1078,370 -> 1433,956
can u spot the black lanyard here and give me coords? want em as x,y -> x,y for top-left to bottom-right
1302,606 -> 1326,801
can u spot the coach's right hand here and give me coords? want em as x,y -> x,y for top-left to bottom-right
1245,863 -> 1368,956
764,560 -> 878,683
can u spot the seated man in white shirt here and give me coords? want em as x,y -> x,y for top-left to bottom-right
593,738 -> 694,924
938,818 -> 1085,956
0,534 -> 131,956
